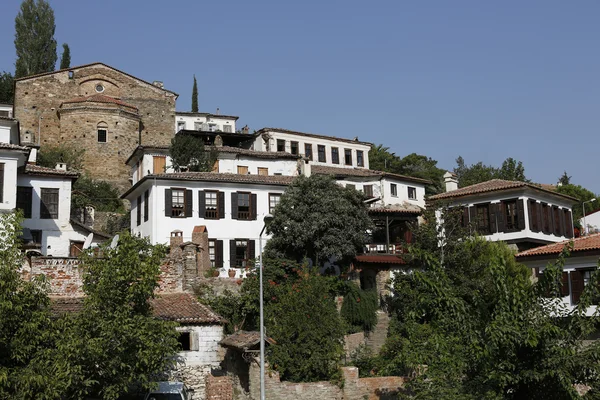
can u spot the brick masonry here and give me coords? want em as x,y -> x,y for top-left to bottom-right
206,375 -> 234,400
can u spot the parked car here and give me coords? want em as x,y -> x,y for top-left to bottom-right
144,382 -> 193,400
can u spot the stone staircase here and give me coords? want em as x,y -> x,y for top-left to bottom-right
365,310 -> 390,354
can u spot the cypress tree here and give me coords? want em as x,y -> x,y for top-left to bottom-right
191,75 -> 198,113
60,43 -> 71,69
0,72 -> 14,104
14,0 -> 57,78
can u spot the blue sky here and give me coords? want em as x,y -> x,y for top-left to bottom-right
1,1 -> 598,193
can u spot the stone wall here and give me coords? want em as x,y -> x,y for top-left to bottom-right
169,364 -> 212,400
206,375 -> 234,400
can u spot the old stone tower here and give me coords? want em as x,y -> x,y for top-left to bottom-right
13,63 -> 178,191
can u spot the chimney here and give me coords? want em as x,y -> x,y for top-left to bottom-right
216,107 -> 220,115
242,125 -> 249,134
444,171 -> 459,192
170,230 -> 183,257
27,147 -> 38,164
55,162 -> 67,171
192,226 -> 210,277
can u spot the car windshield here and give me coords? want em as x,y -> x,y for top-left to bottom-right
147,394 -> 182,400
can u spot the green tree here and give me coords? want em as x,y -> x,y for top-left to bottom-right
265,174 -> 373,267
71,174 -> 125,213
559,171 -> 572,186
169,133 -> 217,172
0,72 -> 14,104
556,184 -> 599,229
454,156 -> 529,188
37,143 -> 85,171
14,0 -> 58,78
191,75 -> 198,113
59,43 -> 70,69
368,144 -> 401,172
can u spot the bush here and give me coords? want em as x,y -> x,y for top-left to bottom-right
341,284 -> 378,333
37,143 -> 85,171
72,175 -> 124,213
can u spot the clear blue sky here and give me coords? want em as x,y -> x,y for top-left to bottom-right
1,1 -> 598,193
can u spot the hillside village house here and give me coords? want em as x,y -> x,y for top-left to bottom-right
176,110 -> 239,133
581,209 -> 600,235
429,172 -> 578,251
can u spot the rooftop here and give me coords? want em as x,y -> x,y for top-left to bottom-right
428,179 -> 579,202
516,233 -> 600,259
311,165 -> 431,185
0,142 -> 29,152
220,330 -> 276,350
354,254 -> 406,265
22,164 -> 80,178
256,127 -> 373,146
176,111 -> 239,120
368,203 -> 423,215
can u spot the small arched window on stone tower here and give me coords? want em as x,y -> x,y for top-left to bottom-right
97,122 -> 108,143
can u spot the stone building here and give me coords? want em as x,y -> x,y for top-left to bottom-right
13,62 -> 178,191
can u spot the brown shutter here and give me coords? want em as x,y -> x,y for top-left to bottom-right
218,191 -> 225,219
551,206 -> 557,235
560,272 -> 570,297
517,199 -> 526,230
469,206 -> 477,228
497,202 -> 505,232
230,240 -> 237,268
231,192 -> 238,220
153,156 -> 166,173
248,239 -> 256,260
165,189 -> 172,217
215,240 -> 223,268
559,209 -> 566,237
528,201 -> 535,232
536,203 -> 543,232
541,205 -> 549,234
571,270 -> 585,304
462,207 -> 469,227
198,191 -> 206,218
490,203 -> 497,233
566,210 -> 574,238
251,193 -> 257,220
185,190 -> 193,217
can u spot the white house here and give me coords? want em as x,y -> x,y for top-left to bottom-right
175,111 -> 239,133
0,103 -> 12,119
429,173 -> 578,251
581,209 -> 600,235
516,233 -> 600,316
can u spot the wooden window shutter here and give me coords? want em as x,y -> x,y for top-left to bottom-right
559,209 -> 566,237
153,156 -> 166,173
218,192 -> 225,219
248,240 -> 256,260
185,190 -> 193,217
165,189 -> 172,217
550,206 -> 557,235
517,199 -> 526,230
527,201 -> 535,232
215,240 -> 224,268
190,332 -> 199,351
462,207 -> 469,227
229,240 -> 237,267
251,193 -> 257,220
231,193 -> 238,220
560,272 -> 570,297
536,203 -> 543,232
490,203 -> 497,233
566,210 -> 574,238
198,191 -> 206,218
571,270 -> 585,304
496,202 -> 505,232
469,206 -> 477,228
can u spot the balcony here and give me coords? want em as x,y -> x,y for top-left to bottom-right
363,243 -> 405,255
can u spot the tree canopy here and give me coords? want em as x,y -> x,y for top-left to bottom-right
169,133 -> 217,172
191,75 -> 198,113
454,156 -> 528,187
0,72 -> 14,104
556,183 -> 600,229
14,0 -> 58,78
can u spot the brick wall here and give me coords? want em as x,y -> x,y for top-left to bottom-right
24,257 -> 84,296
206,375 -> 233,400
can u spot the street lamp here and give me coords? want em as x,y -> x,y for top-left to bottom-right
258,213 -> 273,400
583,198 -> 597,236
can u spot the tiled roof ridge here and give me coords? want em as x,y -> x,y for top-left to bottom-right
62,94 -> 138,110
311,165 -> 431,184
0,142 -> 30,151
516,233 -> 600,258
23,164 -> 80,177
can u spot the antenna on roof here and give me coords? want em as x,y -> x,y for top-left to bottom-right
110,234 -> 120,249
82,233 -> 94,249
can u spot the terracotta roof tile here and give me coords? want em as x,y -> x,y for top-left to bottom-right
355,254 -> 406,264
369,203 -> 423,214
312,165 -> 431,185
516,233 -> 600,258
62,94 -> 138,110
429,179 -> 578,202
0,142 -> 29,152
22,164 -> 79,178
220,330 -> 275,350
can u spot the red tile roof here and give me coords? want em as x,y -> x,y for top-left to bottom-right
429,179 -> 578,202
23,164 -> 79,178
516,233 -> 600,258
311,165 -> 431,185
369,203 -> 423,215
62,94 -> 138,110
220,330 -> 276,350
0,142 -> 30,152
355,254 -> 406,265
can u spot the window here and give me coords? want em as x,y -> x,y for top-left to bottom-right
344,149 -> 353,165
357,150 -> 364,167
136,195 -> 142,226
505,200 -> 518,231
144,190 -> 149,222
529,200 -> 539,232
0,164 -> 3,203
408,187 -> 417,200
305,144 -> 313,160
177,121 -> 185,132
97,122 -> 107,143
171,189 -> 186,217
16,186 -> 33,218
237,165 -> 249,174
223,125 -> 232,133
69,241 -> 85,257
235,240 -> 249,268
277,139 -> 286,152
193,122 -> 202,130
209,240 -> 216,268
331,147 -> 339,164
363,185 -> 373,198
476,204 -> 490,234
258,167 -> 268,176
237,192 -> 251,220
290,141 -> 299,155
390,183 -> 397,197
153,156 -> 166,174
95,84 -> 104,93
205,191 -> 219,219
269,193 -> 281,214
318,145 -> 326,162
178,332 -> 192,351
40,188 -> 59,219
553,206 -> 562,236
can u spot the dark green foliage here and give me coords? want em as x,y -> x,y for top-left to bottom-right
37,143 -> 85,171
59,43 -> 70,69
454,156 -> 528,187
265,175 -> 373,268
169,133 -> 217,172
14,0 -> 57,78
559,171 -> 572,186
341,284 -> 378,333
556,183 -> 599,229
191,75 -> 198,113
72,174 -> 125,213
0,72 -> 14,104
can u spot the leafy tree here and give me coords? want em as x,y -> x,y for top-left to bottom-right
368,144 -> 402,173
556,184 -> 599,229
0,72 -> 14,104
454,156 -> 529,187
559,171 -> 572,186
191,75 -> 198,113
14,0 -> 58,78
169,133 -> 217,172
340,284 -> 378,333
59,43 -> 70,69
265,174 -> 373,268
497,157 -> 527,182
37,142 -> 85,171
72,174 -> 125,213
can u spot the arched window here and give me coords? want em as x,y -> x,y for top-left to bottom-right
97,122 -> 108,143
